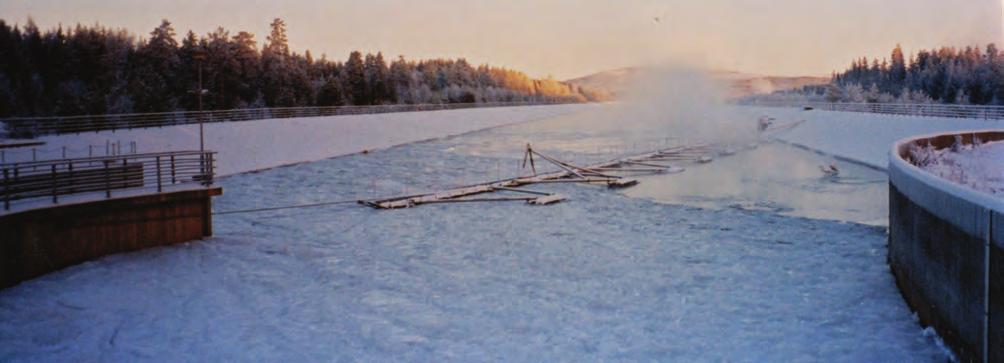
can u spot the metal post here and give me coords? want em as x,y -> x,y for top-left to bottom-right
32,148 -> 36,161
200,153 -> 206,185
170,155 -> 176,184
3,168 -> 9,211
88,145 -> 93,157
104,160 -> 111,198
197,53 -> 205,153
51,164 -> 57,204
156,156 -> 162,192
202,152 -> 213,186
67,162 -> 73,194
984,210 -> 991,363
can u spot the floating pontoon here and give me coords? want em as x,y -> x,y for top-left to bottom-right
358,142 -> 734,209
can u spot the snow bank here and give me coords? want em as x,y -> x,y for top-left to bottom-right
747,106 -> 1004,170
911,138 -> 1004,195
2,104 -> 594,176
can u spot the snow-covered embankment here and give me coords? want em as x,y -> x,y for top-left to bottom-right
746,106 -> 1004,170
4,103 -> 594,176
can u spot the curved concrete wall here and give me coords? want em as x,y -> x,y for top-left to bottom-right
888,130 -> 1004,362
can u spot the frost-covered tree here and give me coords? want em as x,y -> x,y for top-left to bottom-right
265,18 -> 289,57
824,83 -> 844,102
889,44 -> 907,93
130,19 -> 180,112
0,17 -> 599,117
829,43 -> 1004,105
344,51 -> 366,104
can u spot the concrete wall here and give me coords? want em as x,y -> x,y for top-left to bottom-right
889,131 -> 1004,362
0,187 -> 221,288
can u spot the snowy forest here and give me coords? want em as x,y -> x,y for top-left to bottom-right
753,43 -> 1004,105
0,18 -> 603,118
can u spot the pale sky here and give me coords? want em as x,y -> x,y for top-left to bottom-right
1,0 -> 1001,79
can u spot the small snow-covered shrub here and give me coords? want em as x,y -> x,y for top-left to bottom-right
914,138 -> 1004,195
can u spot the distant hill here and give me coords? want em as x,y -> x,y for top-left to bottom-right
566,67 -> 829,99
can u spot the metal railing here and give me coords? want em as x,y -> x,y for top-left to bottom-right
1,150 -> 216,211
0,101 -> 567,137
1,141 -> 138,164
745,101 -> 1004,120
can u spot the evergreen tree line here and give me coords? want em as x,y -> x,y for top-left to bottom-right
761,43 -> 1004,105
831,43 -> 1004,104
0,18 -> 603,117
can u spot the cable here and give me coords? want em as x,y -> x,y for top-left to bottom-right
212,199 -> 359,215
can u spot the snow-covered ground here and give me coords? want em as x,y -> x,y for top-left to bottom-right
0,105 -> 951,361
750,106 -> 1004,170
910,138 -> 1004,195
1,104 -> 594,176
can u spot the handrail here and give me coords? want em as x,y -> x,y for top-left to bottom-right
1,150 -> 216,211
3,150 -> 208,167
744,101 -> 1004,120
0,101 -> 569,137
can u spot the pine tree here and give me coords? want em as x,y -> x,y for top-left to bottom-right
231,31 -> 260,107
130,19 -> 180,112
889,44 -> 907,94
266,18 -> 289,56
317,73 -> 343,106
363,52 -> 391,104
388,55 -> 412,103
344,51 -> 366,104
261,18 -> 294,106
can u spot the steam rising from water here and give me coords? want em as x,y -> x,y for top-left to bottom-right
613,65 -> 754,146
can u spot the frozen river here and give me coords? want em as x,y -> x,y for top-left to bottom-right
0,105 -> 950,361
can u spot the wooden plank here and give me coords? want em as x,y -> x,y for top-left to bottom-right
607,179 -> 639,188
421,196 -> 536,204
493,186 -> 551,196
530,194 -> 566,205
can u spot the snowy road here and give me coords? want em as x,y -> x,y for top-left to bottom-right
0,105 -> 951,361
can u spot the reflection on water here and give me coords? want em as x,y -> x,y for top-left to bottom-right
622,142 -> 888,226
451,105 -> 888,226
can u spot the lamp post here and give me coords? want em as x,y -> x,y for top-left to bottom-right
192,50 -> 207,152
191,50 -> 209,182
